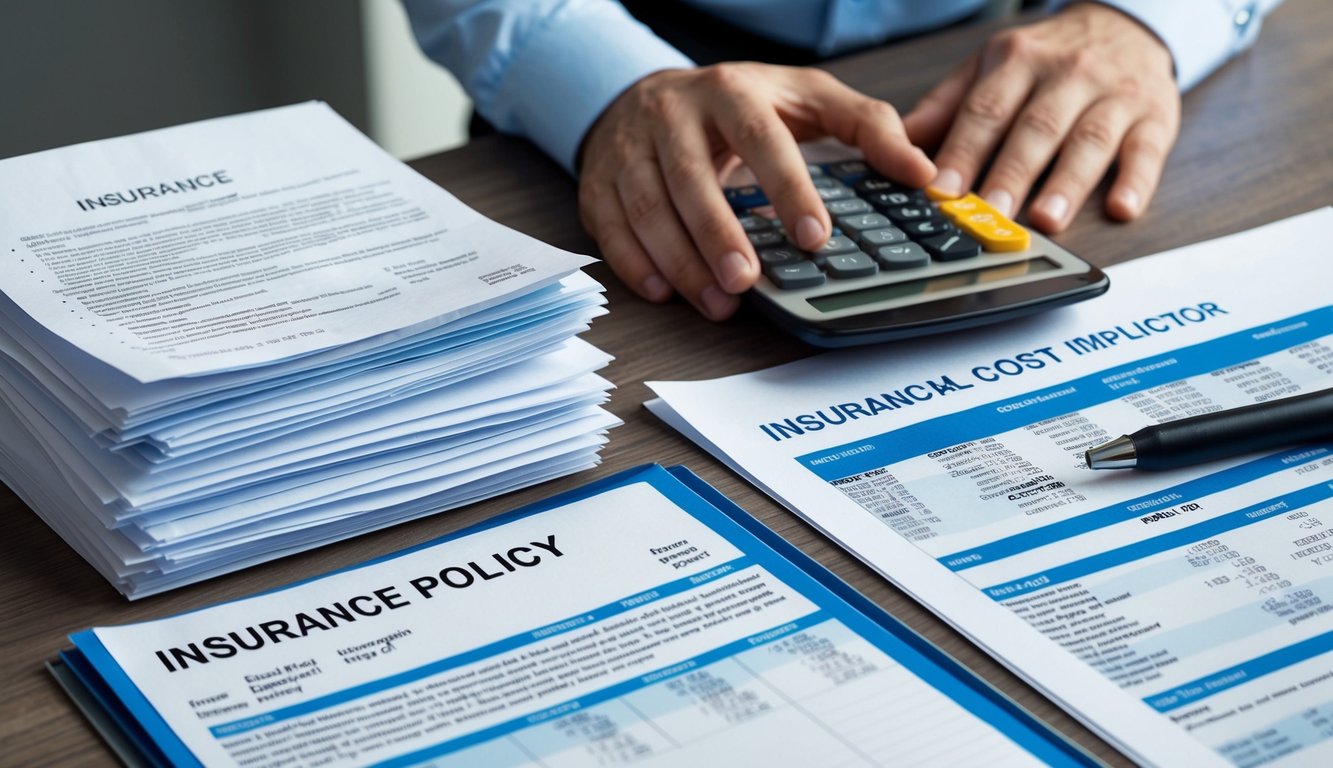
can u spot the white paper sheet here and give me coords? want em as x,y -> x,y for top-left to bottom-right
647,209 -> 1333,767
0,102 -> 593,382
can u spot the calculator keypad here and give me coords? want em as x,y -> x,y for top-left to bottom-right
728,166 -> 1029,291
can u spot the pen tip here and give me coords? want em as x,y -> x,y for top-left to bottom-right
1085,435 -> 1137,470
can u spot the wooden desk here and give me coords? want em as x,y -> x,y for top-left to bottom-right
2,1 -> 1328,764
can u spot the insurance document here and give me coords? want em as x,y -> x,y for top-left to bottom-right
0,102 -> 592,382
59,466 -> 1088,767
648,209 -> 1333,767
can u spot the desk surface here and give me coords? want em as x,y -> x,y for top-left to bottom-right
2,2 -> 1330,764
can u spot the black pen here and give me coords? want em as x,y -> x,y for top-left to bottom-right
1085,387 -> 1333,470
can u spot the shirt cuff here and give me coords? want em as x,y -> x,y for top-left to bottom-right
1048,0 -> 1264,92
490,2 -> 694,174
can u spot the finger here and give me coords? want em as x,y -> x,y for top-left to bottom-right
579,178 -> 673,303
1026,98 -> 1135,233
902,53 -> 980,151
656,120 -> 761,293
1106,117 -> 1176,222
800,71 -> 935,187
978,76 -> 1096,218
714,89 -> 830,252
931,52 -> 1037,199
617,159 -> 739,320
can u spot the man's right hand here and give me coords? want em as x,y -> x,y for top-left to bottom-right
577,63 -> 936,320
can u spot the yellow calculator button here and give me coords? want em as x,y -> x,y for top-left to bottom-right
938,193 -> 1030,252
925,185 -> 961,201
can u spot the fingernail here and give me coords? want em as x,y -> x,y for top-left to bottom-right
931,168 -> 963,196
1036,193 -> 1069,226
701,285 -> 736,320
642,274 -> 670,301
718,250 -> 751,292
1116,188 -> 1142,217
984,188 -> 1014,218
795,215 -> 826,250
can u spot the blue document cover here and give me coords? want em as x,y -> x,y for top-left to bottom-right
54,465 -> 1094,767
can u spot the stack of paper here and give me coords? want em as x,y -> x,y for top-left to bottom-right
0,103 -> 618,598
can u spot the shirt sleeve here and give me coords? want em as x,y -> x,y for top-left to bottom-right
401,0 -> 695,174
1047,0 -> 1285,92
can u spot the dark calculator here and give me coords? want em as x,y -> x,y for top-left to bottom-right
725,156 -> 1109,347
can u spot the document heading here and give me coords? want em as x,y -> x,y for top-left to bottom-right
759,303 -> 1228,441
76,170 -> 233,212
154,534 -> 563,673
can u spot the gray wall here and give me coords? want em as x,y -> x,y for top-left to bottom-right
0,0 -> 368,159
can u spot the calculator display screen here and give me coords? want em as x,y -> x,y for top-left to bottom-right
807,257 -> 1061,313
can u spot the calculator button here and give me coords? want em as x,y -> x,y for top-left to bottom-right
853,176 -> 897,195
827,161 -> 869,182
725,185 -> 768,210
865,190 -> 926,209
807,164 -> 826,177
884,205 -> 932,224
938,193 -> 1031,251
810,235 -> 861,256
822,252 -> 879,279
835,212 -> 893,233
922,231 -> 981,261
766,260 -> 825,289
857,227 -> 909,248
738,214 -> 773,233
812,176 -> 842,189
925,184 -> 962,201
904,218 -> 957,238
748,230 -> 786,248
825,198 -> 872,216
875,243 -> 931,270
758,247 -> 805,266
817,185 -> 855,201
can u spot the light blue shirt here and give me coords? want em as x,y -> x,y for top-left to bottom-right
402,0 -> 1282,174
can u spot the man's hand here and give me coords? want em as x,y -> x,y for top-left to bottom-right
578,63 -> 935,320
903,2 -> 1180,233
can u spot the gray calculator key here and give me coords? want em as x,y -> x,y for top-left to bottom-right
857,227 -> 908,248
748,230 -> 786,248
758,246 -> 805,266
811,235 -> 860,256
812,176 -> 841,189
825,198 -> 872,216
738,214 -> 773,233
875,242 -> 930,270
866,190 -> 926,209
836,212 -> 893,232
817,185 -> 855,201
822,252 -> 879,279
766,260 -> 825,289
807,163 -> 826,177
827,161 -> 869,181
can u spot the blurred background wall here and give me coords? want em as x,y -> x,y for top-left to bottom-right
0,0 -> 471,160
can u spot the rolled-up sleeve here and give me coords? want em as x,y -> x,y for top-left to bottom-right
1048,0 -> 1284,91
402,0 -> 695,173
